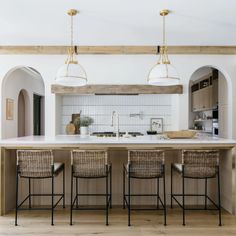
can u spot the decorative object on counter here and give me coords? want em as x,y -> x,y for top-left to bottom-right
6,98 -> 14,120
72,113 -> 80,134
164,130 -> 197,139
66,121 -> 76,135
75,116 -> 94,136
147,9 -> 179,86
55,9 -> 87,87
150,118 -> 163,133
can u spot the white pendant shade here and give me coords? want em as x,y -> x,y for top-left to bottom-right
55,63 -> 87,87
148,63 -> 180,86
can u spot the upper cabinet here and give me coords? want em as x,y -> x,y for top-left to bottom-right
191,70 -> 218,112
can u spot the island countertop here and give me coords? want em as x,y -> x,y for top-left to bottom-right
0,135 -> 236,148
1,135 -> 236,215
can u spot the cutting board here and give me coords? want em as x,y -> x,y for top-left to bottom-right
72,113 -> 80,134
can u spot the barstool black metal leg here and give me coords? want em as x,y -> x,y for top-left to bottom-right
70,167 -> 73,225
29,178 -> 31,209
205,178 -> 207,210
217,167 -> 222,226
63,167 -> 65,208
171,164 -> 173,208
106,169 -> 109,226
182,172 -> 185,226
15,168 -> 19,226
109,165 -> 112,209
163,166 -> 167,226
76,177 -> 78,208
157,177 -> 159,209
51,175 -> 54,226
123,165 -> 125,209
128,172 -> 131,226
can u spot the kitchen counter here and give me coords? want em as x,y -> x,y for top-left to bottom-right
0,135 -> 236,148
1,135 -> 236,216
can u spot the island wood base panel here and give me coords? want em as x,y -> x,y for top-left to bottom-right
1,148 -> 235,216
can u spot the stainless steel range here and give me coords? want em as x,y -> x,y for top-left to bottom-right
91,132 -> 143,137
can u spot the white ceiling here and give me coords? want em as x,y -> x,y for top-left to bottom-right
0,0 -> 236,46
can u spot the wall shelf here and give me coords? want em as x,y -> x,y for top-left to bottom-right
51,84 -> 183,95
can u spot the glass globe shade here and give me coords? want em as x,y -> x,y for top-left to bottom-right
55,63 -> 87,86
148,63 -> 180,86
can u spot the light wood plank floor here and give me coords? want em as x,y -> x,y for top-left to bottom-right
0,208 -> 236,236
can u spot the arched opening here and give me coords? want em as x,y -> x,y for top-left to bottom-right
17,90 -> 28,137
1,66 -> 45,138
189,66 -> 231,138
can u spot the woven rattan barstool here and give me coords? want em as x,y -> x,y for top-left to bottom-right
15,150 -> 65,226
123,150 -> 166,226
70,150 -> 112,225
171,150 -> 221,226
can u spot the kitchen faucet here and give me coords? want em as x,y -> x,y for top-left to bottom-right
111,111 -> 119,138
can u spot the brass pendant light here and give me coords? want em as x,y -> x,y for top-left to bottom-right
55,9 -> 87,87
148,10 -> 180,86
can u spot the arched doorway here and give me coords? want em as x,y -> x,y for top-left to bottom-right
18,90 -> 27,137
1,66 -> 45,138
189,66 -> 231,138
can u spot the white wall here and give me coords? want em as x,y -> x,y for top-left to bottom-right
0,54 -> 236,139
219,72 -> 229,138
1,68 -> 44,138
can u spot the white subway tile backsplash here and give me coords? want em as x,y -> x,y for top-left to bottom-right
60,95 -> 174,134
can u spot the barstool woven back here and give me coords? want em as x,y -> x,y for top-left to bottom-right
71,150 -> 108,178
17,150 -> 53,178
182,150 -> 219,178
128,150 -> 164,178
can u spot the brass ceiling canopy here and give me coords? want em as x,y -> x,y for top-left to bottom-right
159,9 -> 169,16
67,9 -> 78,16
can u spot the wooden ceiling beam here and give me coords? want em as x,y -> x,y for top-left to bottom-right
51,84 -> 183,95
1,46 -> 236,55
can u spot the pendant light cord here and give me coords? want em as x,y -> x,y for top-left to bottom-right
71,15 -> 73,49
70,14 -> 74,61
163,14 -> 166,46
161,12 -> 170,65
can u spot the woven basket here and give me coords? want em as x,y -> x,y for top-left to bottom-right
164,130 -> 197,139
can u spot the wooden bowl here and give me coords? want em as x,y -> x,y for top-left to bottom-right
164,130 -> 197,139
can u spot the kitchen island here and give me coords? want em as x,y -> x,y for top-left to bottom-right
0,135 -> 236,215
